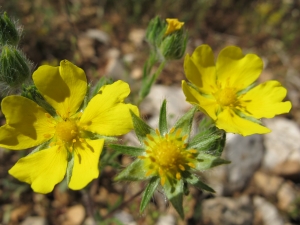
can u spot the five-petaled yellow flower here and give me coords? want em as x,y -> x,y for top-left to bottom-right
182,45 -> 291,136
165,18 -> 184,35
0,60 -> 139,193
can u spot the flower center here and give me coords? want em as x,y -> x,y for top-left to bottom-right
215,88 -> 237,106
55,120 -> 78,143
140,128 -> 197,185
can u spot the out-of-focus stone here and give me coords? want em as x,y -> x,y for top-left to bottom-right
263,118 -> 300,178
21,217 -> 47,225
155,214 -> 176,225
114,210 -> 136,225
277,181 -> 298,211
139,85 -> 191,127
129,29 -> 145,47
252,171 -> 284,197
85,29 -> 109,45
131,67 -> 143,79
77,36 -> 95,59
201,196 -> 253,225
253,196 -> 285,225
63,204 -> 85,225
224,134 -> 264,194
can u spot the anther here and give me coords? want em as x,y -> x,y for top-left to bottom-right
144,140 -> 150,146
175,129 -> 182,137
147,134 -> 155,141
72,139 -> 77,143
145,170 -> 153,177
182,135 -> 188,141
155,129 -> 160,136
45,113 -> 52,118
43,134 -> 52,139
169,127 -> 175,134
161,177 -> 166,186
176,172 -> 181,180
179,164 -> 185,171
138,156 -> 146,159
188,162 -> 196,168
188,149 -> 197,153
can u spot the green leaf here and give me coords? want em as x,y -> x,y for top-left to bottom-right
159,100 -> 168,136
109,144 -> 145,157
140,177 -> 160,213
185,174 -> 215,193
91,76 -> 114,98
130,110 -> 154,143
188,128 -> 221,151
195,153 -> 230,171
208,129 -> 226,157
114,160 -> 147,181
164,179 -> 184,219
173,106 -> 197,137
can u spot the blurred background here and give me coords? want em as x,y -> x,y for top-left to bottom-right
0,0 -> 299,224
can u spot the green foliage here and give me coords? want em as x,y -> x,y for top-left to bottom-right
109,144 -> 145,157
140,177 -> 160,213
158,100 -> 168,135
164,178 -> 184,219
173,106 -> 197,138
130,110 -> 154,143
114,160 -> 148,181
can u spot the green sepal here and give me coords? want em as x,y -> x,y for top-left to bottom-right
28,140 -> 51,155
109,144 -> 145,157
114,159 -> 147,181
140,177 -> 160,213
173,106 -> 197,138
188,127 -> 223,154
21,85 -> 56,117
91,76 -> 113,98
159,99 -> 168,136
130,110 -> 154,144
195,153 -> 230,171
206,129 -> 226,157
185,173 -> 215,193
66,152 -> 74,185
164,178 -> 184,219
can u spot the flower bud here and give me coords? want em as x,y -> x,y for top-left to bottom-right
160,28 -> 188,60
0,45 -> 32,88
0,12 -> 22,46
145,16 -> 166,47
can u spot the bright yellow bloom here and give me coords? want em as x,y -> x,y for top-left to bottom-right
0,60 -> 139,193
182,45 -> 291,136
139,127 -> 197,186
165,18 -> 184,35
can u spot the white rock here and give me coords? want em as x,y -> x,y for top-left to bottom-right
262,117 -> 300,176
139,85 -> 191,128
21,217 -> 47,225
155,214 -> 176,225
113,210 -> 136,225
128,29 -> 145,47
85,29 -> 110,45
253,196 -> 285,225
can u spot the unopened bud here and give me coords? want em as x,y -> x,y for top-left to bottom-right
0,45 -> 32,88
0,12 -> 22,46
145,16 -> 166,47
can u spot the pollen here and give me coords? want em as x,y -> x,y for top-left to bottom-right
55,120 -> 79,143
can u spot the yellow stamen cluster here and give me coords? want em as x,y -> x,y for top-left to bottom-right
139,128 -> 197,185
215,87 -> 238,107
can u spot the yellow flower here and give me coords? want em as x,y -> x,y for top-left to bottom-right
0,60 -> 139,193
182,45 -> 292,136
165,18 -> 184,35
139,127 -> 197,186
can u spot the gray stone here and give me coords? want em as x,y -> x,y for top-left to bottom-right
21,217 -> 48,225
201,196 -> 253,225
155,214 -> 176,225
253,196 -> 285,225
262,118 -> 300,177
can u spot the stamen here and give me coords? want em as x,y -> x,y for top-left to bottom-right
175,129 -> 182,137
138,156 -> 146,159
187,162 -> 196,168
159,168 -> 164,176
72,139 -> 77,143
155,129 -> 161,136
45,113 -> 52,118
182,135 -> 188,141
145,170 -> 153,177
144,140 -> 150,146
176,172 -> 181,180
161,177 -> 166,186
179,164 -> 185,171
147,134 -> 154,141
188,149 -> 197,153
145,150 -> 152,154
169,127 -> 175,134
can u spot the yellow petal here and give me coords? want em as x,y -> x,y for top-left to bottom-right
0,96 -> 55,150
165,18 -> 184,35
240,80 -> 292,118
68,139 -> 104,190
33,60 -> 87,119
184,45 -> 217,93
9,145 -> 67,194
216,108 -> 270,136
182,81 -> 218,120
80,80 -> 139,136
216,46 -> 263,91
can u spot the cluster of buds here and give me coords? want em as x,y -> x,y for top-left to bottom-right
145,16 -> 187,60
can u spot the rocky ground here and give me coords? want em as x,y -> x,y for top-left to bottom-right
0,0 -> 300,224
